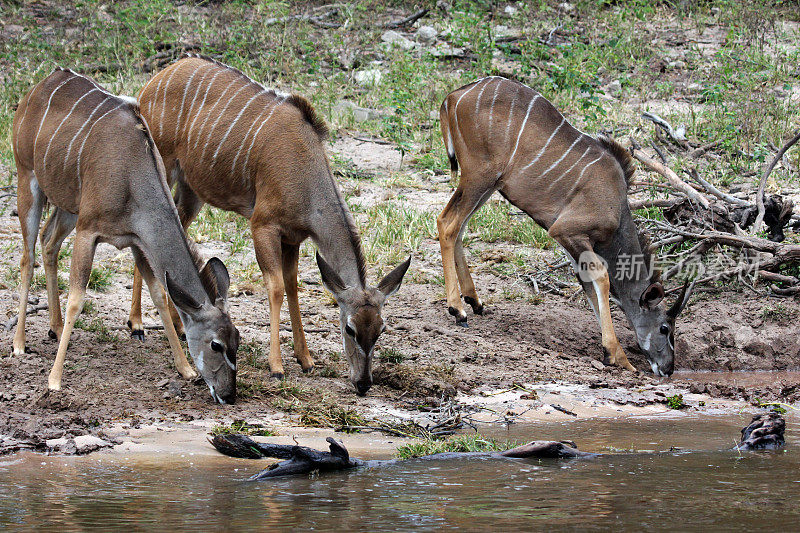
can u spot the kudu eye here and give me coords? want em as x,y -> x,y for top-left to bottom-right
211,340 -> 224,353
345,324 -> 355,337
659,325 -> 670,335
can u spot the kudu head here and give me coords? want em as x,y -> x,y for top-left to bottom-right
316,252 -> 411,396
627,280 -> 694,377
166,257 -> 240,404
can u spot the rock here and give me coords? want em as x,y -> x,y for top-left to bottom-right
604,80 -> 622,96
353,69 -> 382,87
689,383 -> 706,394
667,60 -> 686,70
332,100 -> 386,123
416,25 -> 437,44
429,44 -> 466,58
590,360 -> 606,371
492,25 -> 521,40
503,5 -> 518,17
687,82 -> 703,93
381,30 -> 415,50
74,435 -> 112,454
156,378 -> 170,388
558,2 -> 575,13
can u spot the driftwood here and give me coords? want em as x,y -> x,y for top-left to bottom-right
631,147 -> 710,208
753,130 -> 800,235
209,414 -> 784,480
3,303 -> 48,331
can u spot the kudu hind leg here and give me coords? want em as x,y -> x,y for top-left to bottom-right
127,266 -> 146,340
438,182 -> 493,326
48,232 -> 97,390
40,208 -> 77,340
13,168 -> 45,356
282,242 -> 314,373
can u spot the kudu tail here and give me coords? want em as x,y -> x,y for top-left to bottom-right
439,99 -> 459,180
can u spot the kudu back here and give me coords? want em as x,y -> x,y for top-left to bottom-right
11,68 -> 239,402
133,55 -> 410,394
438,77 -> 692,376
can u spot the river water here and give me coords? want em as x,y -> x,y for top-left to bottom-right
1,414 -> 798,531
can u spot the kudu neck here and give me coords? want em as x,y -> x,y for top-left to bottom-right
132,185 -> 210,309
308,169 -> 367,290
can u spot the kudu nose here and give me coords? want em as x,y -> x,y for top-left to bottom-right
218,390 -> 236,405
355,379 -> 372,396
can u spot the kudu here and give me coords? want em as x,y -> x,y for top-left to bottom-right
131,54 -> 410,394
11,68 -> 240,403
438,77 -> 693,376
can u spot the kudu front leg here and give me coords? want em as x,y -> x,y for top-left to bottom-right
129,266 -> 185,341
580,252 -> 635,372
282,242 -> 314,373
48,232 -> 97,390
135,257 -> 197,380
252,224 -> 286,379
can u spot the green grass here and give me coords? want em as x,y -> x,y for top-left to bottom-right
356,203 -> 437,267
395,434 -> 517,459
467,200 -> 553,248
210,419 -> 275,437
87,266 -> 114,292
378,347 -> 405,364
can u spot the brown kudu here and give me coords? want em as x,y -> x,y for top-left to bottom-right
438,77 -> 693,376
130,55 -> 410,395
11,68 -> 239,403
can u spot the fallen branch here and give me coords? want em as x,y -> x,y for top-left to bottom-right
631,147 -> 710,208
3,303 -> 48,331
753,129 -> 800,234
382,8 -> 429,29
641,112 -> 688,148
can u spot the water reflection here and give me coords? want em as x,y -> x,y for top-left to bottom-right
1,416 -> 798,530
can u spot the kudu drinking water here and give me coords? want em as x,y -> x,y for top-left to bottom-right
438,77 -> 693,376
11,68 -> 239,403
130,55 -> 410,394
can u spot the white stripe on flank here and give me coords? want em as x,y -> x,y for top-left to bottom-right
148,76 -> 164,117
184,66 -> 222,138
230,105 -> 271,177
212,90 -> 264,163
238,96 -> 286,182
578,154 -> 604,180
452,78 -> 486,139
33,74 -> 78,161
175,64 -> 203,137
63,98 -> 110,173
159,63 -> 185,137
191,76 -> 241,151
504,89 -> 519,145
75,103 -> 125,185
550,146 -> 591,186
43,88 -> 100,172
539,134 -> 583,178
186,68 -> 226,146
520,117 -> 566,172
487,78 -> 502,134
198,83 -> 250,161
473,77 -> 492,115
507,96 -> 539,167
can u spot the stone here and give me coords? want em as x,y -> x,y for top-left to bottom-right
332,100 -> 386,123
381,30 -> 414,50
492,25 -> 521,40
353,69 -> 382,87
687,82 -> 703,93
605,80 -> 622,95
503,5 -> 518,17
73,435 -> 112,454
590,360 -> 606,371
558,2 -> 575,13
416,25 -> 437,44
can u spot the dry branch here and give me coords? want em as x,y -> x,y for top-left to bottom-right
631,148 -> 710,208
382,8 -> 429,28
753,130 -> 800,234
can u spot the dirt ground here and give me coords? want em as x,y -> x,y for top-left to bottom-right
1,133 -> 799,454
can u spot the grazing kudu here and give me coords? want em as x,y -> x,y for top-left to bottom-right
438,77 -> 693,376
131,54 -> 410,395
11,68 -> 240,403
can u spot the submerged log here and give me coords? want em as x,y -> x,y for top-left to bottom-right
210,414 -> 786,480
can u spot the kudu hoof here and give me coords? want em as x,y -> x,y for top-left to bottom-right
271,372 -> 285,381
448,306 -> 468,327
47,329 -> 58,340
179,333 -> 187,342
301,365 -> 315,375
464,296 -> 484,315
130,330 -> 145,342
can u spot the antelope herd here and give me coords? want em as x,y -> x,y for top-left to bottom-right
10,56 -> 692,403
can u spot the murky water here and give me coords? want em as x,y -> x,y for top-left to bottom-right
674,370 -> 800,389
1,415 -> 798,531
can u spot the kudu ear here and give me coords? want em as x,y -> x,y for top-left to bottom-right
165,271 -> 202,312
201,257 -> 231,309
316,251 -> 346,295
667,280 -> 696,319
377,256 -> 412,298
639,282 -> 665,309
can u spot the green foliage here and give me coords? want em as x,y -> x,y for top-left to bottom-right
87,266 -> 114,292
666,394 -> 686,410
395,434 -> 517,459
210,419 -> 275,437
